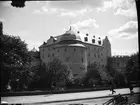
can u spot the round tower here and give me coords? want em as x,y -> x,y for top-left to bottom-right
55,27 -> 87,78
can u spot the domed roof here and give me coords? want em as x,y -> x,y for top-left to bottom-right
60,26 -> 82,42
55,43 -> 85,48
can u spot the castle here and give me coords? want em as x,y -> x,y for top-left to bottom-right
31,27 -> 111,78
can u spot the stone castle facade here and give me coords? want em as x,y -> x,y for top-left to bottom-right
35,27 -> 111,78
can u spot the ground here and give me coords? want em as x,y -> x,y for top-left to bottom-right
1,87 -> 140,104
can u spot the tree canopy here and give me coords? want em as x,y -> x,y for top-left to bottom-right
125,52 -> 139,82
1,33 -> 32,91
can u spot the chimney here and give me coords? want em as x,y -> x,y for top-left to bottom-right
43,41 -> 46,45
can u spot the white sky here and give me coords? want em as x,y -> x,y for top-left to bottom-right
0,0 -> 138,56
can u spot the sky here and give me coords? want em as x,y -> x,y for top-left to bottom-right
0,0 -> 138,56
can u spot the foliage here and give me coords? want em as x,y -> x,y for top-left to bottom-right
125,52 -> 139,82
45,58 -> 70,83
98,66 -> 112,84
106,56 -> 129,87
0,34 -> 32,92
83,63 -> 102,87
30,58 -> 70,90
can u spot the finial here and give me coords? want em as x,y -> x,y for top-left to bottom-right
69,20 -> 72,30
69,25 -> 71,30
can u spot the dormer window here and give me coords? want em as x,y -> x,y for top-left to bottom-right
84,37 -> 88,41
98,41 -> 101,45
92,39 -> 95,43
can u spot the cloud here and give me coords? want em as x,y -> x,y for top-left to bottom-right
111,0 -> 137,20
114,1 -> 137,20
33,10 -> 43,14
108,21 -> 138,39
112,49 -> 138,56
0,18 -> 5,22
25,40 -> 42,51
48,0 -> 104,11
112,0 -> 135,10
33,0 -> 105,16
14,31 -> 42,51
0,1 -> 12,7
59,8 -> 92,17
71,18 -> 99,32
97,1 -> 112,12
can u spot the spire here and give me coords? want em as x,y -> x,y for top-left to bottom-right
69,25 -> 71,31
69,19 -> 72,31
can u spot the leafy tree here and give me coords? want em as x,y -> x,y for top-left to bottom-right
125,52 -> 139,82
106,57 -> 128,87
40,58 -> 70,89
98,65 -> 112,85
83,63 -> 102,87
0,34 -> 32,91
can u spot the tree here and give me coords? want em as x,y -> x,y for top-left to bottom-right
98,65 -> 112,85
45,58 -> 70,89
125,52 -> 139,82
0,34 -> 32,91
83,63 -> 102,87
106,57 -> 128,87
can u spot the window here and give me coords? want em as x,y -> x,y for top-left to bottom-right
42,54 -> 44,59
48,54 -> 50,57
81,49 -> 83,53
65,48 -> 67,52
74,48 -> 76,52
92,39 -> 95,43
98,41 -> 101,45
101,59 -> 103,62
81,58 -> 84,62
43,48 -> 44,52
84,37 -> 88,41
52,53 -> 54,57
66,57 -> 69,62
58,50 -> 59,52
89,53 -> 90,56
117,62 -> 120,66
94,54 -> 96,58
